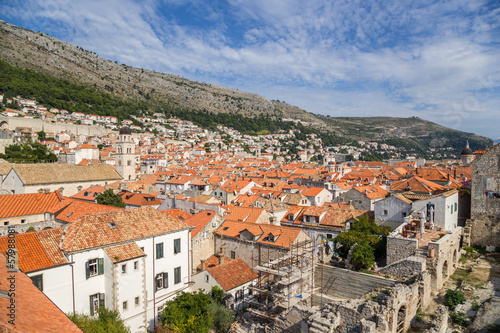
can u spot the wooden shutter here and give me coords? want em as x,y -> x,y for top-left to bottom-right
85,261 -> 90,279
98,258 -> 104,275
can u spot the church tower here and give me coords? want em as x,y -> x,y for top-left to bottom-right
460,140 -> 474,165
115,127 -> 136,181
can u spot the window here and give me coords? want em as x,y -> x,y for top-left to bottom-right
230,251 -> 236,260
203,231 -> 208,239
89,293 -> 105,316
135,297 -> 140,306
134,261 -> 138,271
326,234 -> 333,239
383,210 -> 388,216
3,221 -> 9,226
140,247 -> 144,252
454,203 -> 457,212
155,272 -> 168,291
402,212 -> 407,218
86,258 -> 104,279
21,219 -> 26,224
156,243 -> 164,259
122,301 -> 128,310
174,266 -> 181,284
30,274 -> 43,291
205,274 -> 209,283
174,238 -> 181,254
121,264 -> 126,274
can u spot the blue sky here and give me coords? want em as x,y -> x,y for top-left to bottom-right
1,0 -> 499,140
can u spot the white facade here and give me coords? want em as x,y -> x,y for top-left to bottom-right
374,196 -> 412,222
412,192 -> 459,231
25,228 -> 191,333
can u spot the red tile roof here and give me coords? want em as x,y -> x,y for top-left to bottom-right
0,191 -> 62,219
183,210 -> 217,238
0,228 -> 68,272
207,258 -> 258,292
48,198 -> 122,223
0,254 -> 81,332
104,243 -> 146,263
60,207 -> 191,252
160,209 -> 192,221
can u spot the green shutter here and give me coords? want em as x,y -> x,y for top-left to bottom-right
163,273 -> 168,289
99,293 -> 105,308
90,295 -> 94,316
85,261 -> 90,279
156,243 -> 163,259
98,258 -> 104,275
174,239 -> 180,254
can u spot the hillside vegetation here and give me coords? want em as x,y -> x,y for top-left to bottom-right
0,20 -> 493,155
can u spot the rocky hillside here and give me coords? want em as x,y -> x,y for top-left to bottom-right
0,20 -> 493,151
0,20 -> 323,127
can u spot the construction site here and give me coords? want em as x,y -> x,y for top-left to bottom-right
244,239 -> 318,322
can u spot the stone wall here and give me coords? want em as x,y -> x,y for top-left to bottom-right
468,143 -> 500,246
427,227 -> 462,292
386,236 -> 418,265
377,255 -> 426,279
0,115 -> 112,137
0,220 -> 64,236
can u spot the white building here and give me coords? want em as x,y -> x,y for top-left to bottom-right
0,207 -> 193,332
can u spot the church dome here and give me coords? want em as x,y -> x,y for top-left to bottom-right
347,161 -> 356,167
461,141 -> 473,156
119,127 -> 132,135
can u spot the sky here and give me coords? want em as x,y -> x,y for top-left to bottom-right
1,0 -> 499,140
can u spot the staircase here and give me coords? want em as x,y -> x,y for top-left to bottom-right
308,316 -> 333,333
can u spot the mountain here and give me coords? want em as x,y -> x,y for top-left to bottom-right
0,20 -> 493,154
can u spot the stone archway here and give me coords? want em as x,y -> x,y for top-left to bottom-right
442,260 -> 449,279
0,120 -> 8,130
397,305 -> 406,333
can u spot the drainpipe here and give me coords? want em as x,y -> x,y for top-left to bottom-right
152,236 -> 156,326
70,254 -> 75,314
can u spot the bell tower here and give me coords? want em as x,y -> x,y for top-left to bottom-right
115,127 -> 136,181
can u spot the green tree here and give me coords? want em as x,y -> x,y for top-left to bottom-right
208,302 -> 235,333
350,243 -> 375,270
210,286 -> 225,304
96,189 -> 126,208
37,130 -> 46,141
68,307 -> 130,333
160,290 -> 213,333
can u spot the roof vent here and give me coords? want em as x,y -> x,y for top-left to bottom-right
108,222 -> 117,228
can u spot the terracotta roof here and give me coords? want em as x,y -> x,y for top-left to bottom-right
216,220 -> 306,249
391,176 -> 447,194
0,254 -> 82,332
104,243 -> 146,263
60,207 -> 191,252
117,191 -> 162,206
0,191 -> 62,219
183,210 -> 217,238
0,228 -> 68,272
207,258 -> 258,292
70,185 -> 106,201
49,198 -> 122,223
352,185 -> 389,199
160,209 -> 192,221
196,254 -> 232,270
10,163 -> 122,185
223,206 -> 266,223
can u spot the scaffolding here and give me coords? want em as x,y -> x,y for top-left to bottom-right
246,238 -> 318,321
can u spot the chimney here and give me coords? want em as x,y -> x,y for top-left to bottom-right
219,246 -> 225,264
200,259 -> 206,271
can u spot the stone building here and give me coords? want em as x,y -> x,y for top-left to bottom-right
464,143 -> 500,247
115,126 -> 136,181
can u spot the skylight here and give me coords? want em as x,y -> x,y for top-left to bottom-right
108,222 -> 117,228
